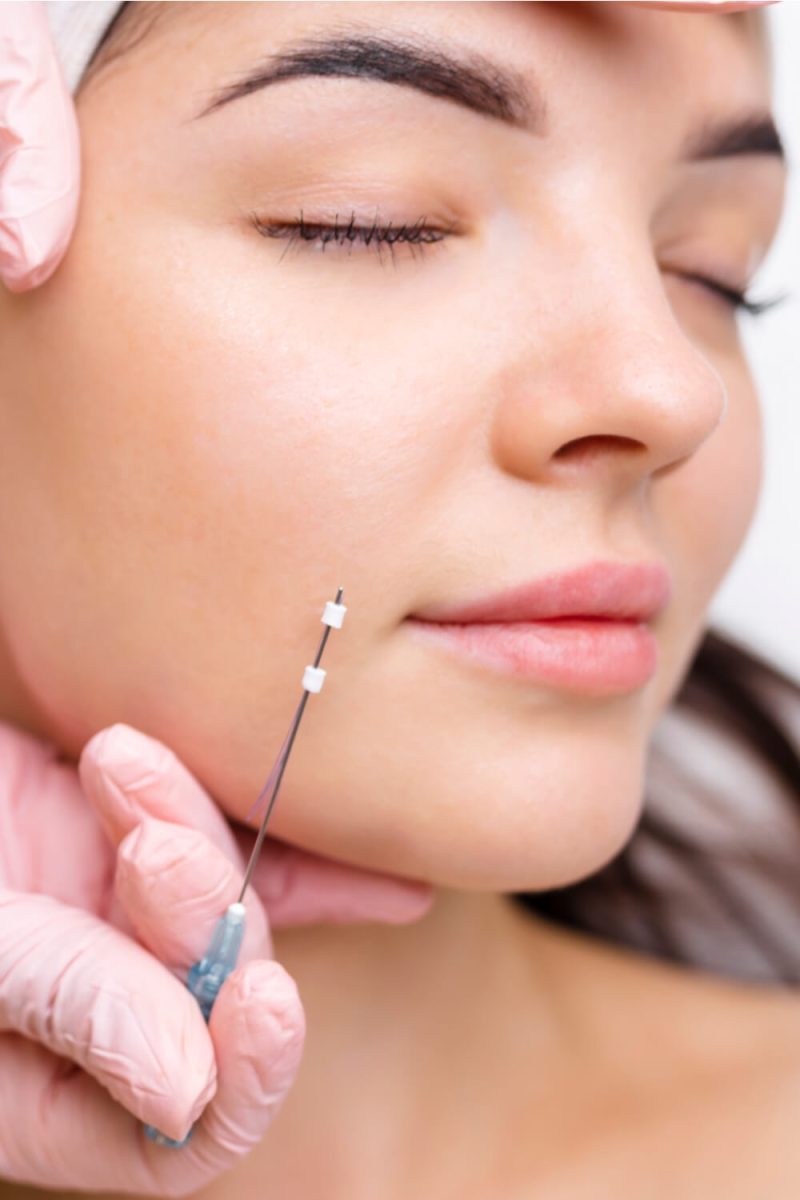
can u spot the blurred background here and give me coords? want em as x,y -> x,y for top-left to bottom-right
708,0 -> 799,680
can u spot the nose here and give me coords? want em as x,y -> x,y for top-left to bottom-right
489,270 -> 729,490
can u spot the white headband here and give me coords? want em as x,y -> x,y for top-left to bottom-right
44,1 -> 125,93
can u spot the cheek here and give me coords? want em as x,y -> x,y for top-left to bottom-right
672,357 -> 762,603
648,354 -> 762,712
0,217 -> 470,778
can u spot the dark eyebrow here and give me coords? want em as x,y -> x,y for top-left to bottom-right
192,32 -> 544,131
681,111 -> 786,164
192,30 -> 786,170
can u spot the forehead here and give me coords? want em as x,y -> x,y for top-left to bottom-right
82,0 -> 771,107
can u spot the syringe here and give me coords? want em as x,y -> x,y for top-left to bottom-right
143,587 -> 347,1147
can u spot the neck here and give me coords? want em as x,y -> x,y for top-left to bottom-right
212,886 -> 580,1199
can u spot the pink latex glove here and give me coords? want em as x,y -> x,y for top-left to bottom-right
0,721 -> 433,1193
0,1 -> 79,291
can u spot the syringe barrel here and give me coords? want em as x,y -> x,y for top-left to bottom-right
143,903 -> 246,1146
187,903 -> 246,1020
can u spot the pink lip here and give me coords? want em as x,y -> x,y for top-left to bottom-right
410,559 -> 672,624
405,559 -> 671,694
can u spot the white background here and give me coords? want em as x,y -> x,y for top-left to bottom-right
708,1 -> 799,679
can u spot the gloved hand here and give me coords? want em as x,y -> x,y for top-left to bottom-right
0,1 -> 80,291
0,720 -> 433,1194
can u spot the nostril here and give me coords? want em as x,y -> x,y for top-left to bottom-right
553,435 -> 645,464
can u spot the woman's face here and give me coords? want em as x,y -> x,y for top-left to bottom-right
0,2 -> 784,890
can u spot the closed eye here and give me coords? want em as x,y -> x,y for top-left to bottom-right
681,273 -> 789,318
250,210 -> 456,264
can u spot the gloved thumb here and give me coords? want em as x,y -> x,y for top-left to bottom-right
0,1 -> 80,291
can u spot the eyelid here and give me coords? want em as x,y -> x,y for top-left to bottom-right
666,268 -> 788,318
249,208 -> 459,262
249,214 -> 788,319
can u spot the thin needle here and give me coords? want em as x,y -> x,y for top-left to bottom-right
237,586 -> 344,904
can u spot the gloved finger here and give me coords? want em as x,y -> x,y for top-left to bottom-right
0,1032 -> 153,1191
0,889 -> 217,1141
114,816 -> 272,970
79,723 -> 245,866
0,720 -> 113,909
0,1 -> 80,291
234,827 -> 435,927
80,722 -> 435,927
0,959 -> 304,1196
150,958 -> 305,1192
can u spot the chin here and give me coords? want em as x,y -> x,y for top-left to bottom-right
265,739 -> 649,894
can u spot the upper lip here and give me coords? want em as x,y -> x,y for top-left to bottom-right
409,559 -> 673,624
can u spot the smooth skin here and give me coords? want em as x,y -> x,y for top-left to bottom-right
0,2 -> 797,1197
0,8 -> 435,1191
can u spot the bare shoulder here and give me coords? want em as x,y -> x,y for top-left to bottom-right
665,972 -> 800,1179
586,1024 -> 800,1200
519,921 -> 800,1197
524,910 -> 800,1071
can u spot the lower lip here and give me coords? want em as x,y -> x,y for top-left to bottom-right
405,617 -> 659,694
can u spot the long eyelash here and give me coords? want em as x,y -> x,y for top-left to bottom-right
250,209 -> 454,264
698,276 -> 791,318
